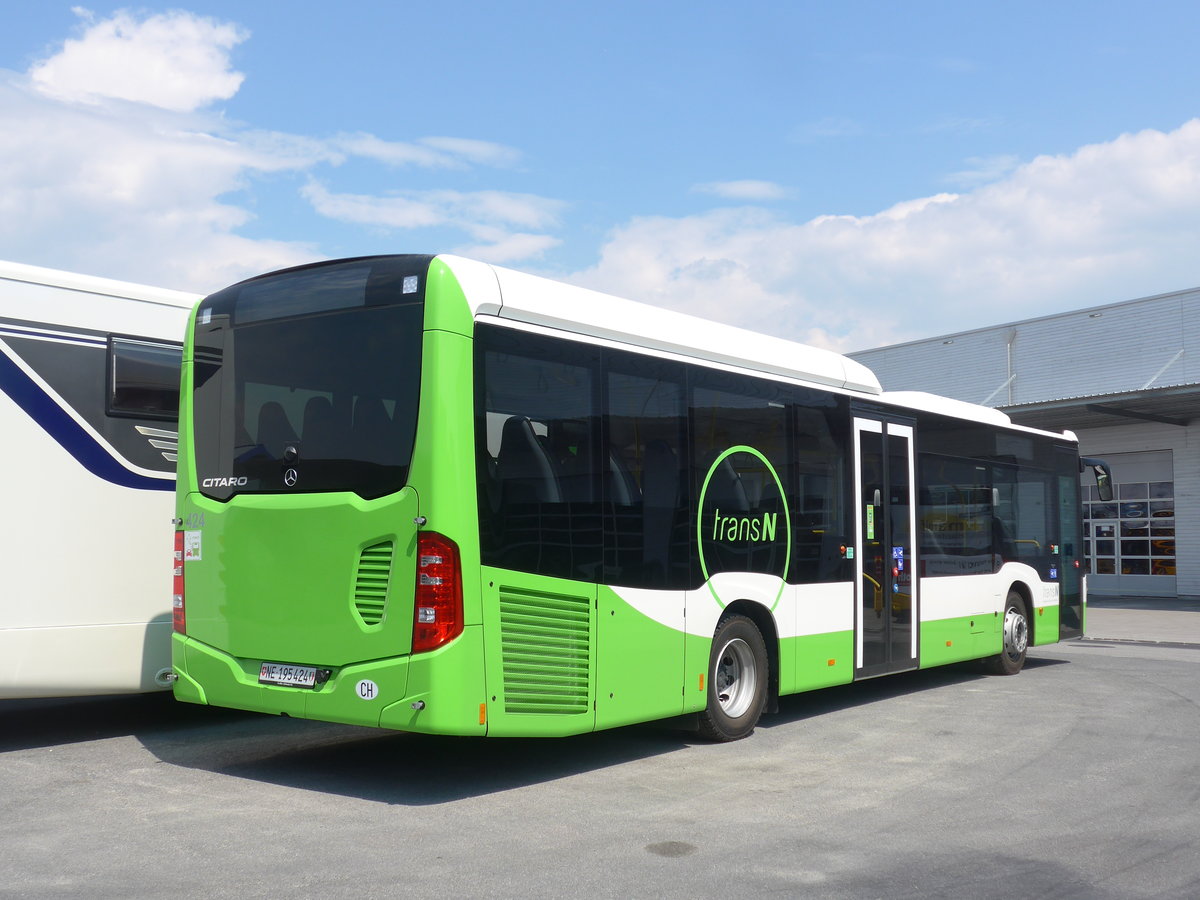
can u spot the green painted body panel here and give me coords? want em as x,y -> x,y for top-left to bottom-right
789,631 -> 855,693
181,489 -> 418,667
596,585 -> 684,729
173,626 -> 488,735
407,327 -> 481,622
381,627 -> 487,735
172,259 -> 487,733
1033,603 -> 1060,645
423,257 -> 476,337
479,567 -> 597,737
683,628 -> 710,713
920,613 -> 1000,667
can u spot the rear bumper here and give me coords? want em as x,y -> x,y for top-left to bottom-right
171,625 -> 487,735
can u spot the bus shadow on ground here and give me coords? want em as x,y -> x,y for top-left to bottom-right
0,691 -> 254,753
3,655 -> 1072,806
140,657 -> 1072,805
142,717 -> 698,805
762,655 -> 1068,731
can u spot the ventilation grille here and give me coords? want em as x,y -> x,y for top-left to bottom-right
499,586 -> 591,715
353,541 -> 394,626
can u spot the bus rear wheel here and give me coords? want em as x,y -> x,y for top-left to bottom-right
698,615 -> 768,742
986,591 -> 1029,675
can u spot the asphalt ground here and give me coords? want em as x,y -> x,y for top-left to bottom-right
1086,593 -> 1200,645
2,600 -> 1198,899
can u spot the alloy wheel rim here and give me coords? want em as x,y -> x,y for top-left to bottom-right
714,637 -> 756,717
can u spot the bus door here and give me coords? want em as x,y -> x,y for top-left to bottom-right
853,416 -> 918,677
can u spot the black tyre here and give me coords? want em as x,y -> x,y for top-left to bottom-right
697,615 -> 768,742
986,591 -> 1029,675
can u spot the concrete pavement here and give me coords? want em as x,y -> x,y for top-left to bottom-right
1084,593 -> 1200,646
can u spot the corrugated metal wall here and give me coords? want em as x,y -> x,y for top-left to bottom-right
852,287 -> 1199,405
850,287 -> 1200,598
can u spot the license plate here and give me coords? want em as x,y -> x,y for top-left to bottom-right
258,662 -> 318,688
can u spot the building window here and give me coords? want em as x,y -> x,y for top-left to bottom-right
1084,479 -> 1174,576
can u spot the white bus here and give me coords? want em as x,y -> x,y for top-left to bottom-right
1,260 -> 198,698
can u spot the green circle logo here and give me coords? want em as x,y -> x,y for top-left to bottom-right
696,445 -> 791,610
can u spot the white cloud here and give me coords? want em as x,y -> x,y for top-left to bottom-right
0,73 -> 316,290
302,182 -> 563,230
420,137 -> 523,168
0,9 -> 560,291
693,180 -> 788,201
455,229 -> 562,264
571,120 -> 1200,352
301,182 -> 444,229
331,133 -> 523,170
30,8 -> 247,112
301,181 -> 564,261
944,154 -> 1021,187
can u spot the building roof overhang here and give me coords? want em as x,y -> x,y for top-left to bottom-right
1000,382 -> 1200,432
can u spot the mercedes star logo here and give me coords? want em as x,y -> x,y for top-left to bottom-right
284,468 -> 299,487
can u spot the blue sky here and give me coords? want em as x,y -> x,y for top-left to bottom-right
2,2 -> 1200,350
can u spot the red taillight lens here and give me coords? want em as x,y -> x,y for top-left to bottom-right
413,532 -> 462,653
172,530 -> 186,634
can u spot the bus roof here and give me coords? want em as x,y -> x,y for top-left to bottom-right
881,390 -> 1076,442
441,255 -> 883,396
0,259 -> 200,309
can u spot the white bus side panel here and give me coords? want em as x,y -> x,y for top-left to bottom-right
1,261 -> 196,699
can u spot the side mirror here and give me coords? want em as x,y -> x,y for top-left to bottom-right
1081,457 -> 1114,502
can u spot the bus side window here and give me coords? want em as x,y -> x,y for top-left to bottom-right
107,336 -> 182,420
475,327 -> 602,581
604,360 -> 687,589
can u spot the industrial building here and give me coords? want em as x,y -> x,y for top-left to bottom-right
849,287 -> 1200,598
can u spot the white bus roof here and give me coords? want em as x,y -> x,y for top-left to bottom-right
441,255 -> 882,396
0,259 -> 199,309
882,390 -> 1075,441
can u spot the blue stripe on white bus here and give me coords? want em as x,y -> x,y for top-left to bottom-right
0,324 -> 107,347
0,345 -> 173,492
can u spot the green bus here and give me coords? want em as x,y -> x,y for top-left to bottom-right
170,254 -> 1110,741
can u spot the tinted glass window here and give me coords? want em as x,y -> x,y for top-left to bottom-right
604,354 -> 689,589
691,373 -> 791,586
993,463 -> 1056,578
919,455 -> 996,576
475,326 -> 602,580
475,324 -> 851,589
792,397 -> 851,583
109,337 -> 182,420
192,256 -> 427,501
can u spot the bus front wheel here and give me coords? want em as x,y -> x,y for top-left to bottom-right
698,614 -> 768,742
986,591 -> 1029,675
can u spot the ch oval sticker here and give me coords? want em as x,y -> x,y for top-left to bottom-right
355,679 -> 379,701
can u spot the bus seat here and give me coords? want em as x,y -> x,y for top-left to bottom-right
702,453 -> 750,511
497,416 -> 562,504
642,440 -> 679,581
302,396 -> 339,459
256,401 -> 296,459
607,448 -> 640,506
352,396 -> 391,463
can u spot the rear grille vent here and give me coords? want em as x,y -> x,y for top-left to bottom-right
499,586 -> 591,715
353,541 -> 394,626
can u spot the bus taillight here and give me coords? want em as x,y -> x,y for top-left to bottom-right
413,532 -> 463,653
172,530 -> 186,634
